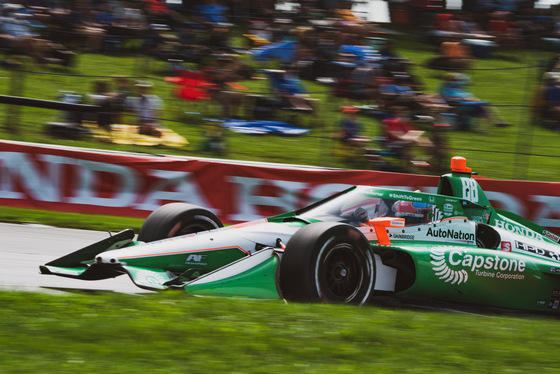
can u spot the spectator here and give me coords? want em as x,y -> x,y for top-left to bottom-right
426,41 -> 473,71
440,73 -> 509,131
125,81 -> 164,137
206,23 -> 235,54
175,23 -> 205,63
535,72 -> 560,129
207,54 -> 246,118
195,0 -> 229,25
378,74 -> 417,110
381,107 -> 433,166
111,76 -> 133,124
71,4 -> 107,53
337,106 -> 370,147
87,79 -> 113,131
0,6 -> 74,65
268,69 -> 317,113
347,65 -> 378,100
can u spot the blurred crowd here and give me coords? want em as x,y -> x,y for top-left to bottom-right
2,0 -> 559,170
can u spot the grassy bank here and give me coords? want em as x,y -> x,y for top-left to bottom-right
0,206 -> 145,231
0,30 -> 558,182
1,291 -> 558,373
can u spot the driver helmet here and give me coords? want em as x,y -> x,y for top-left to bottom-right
392,201 -> 431,224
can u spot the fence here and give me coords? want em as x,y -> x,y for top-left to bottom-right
0,51 -> 558,182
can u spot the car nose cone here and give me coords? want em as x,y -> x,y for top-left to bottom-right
96,255 -> 120,264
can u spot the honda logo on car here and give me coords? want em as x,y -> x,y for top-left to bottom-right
431,246 -> 526,284
495,220 -> 544,241
426,227 -> 475,241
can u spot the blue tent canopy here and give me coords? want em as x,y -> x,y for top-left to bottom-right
338,45 -> 379,65
223,119 -> 309,136
251,42 -> 297,64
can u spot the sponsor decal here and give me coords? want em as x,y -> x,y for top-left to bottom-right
544,230 -> 560,243
432,206 -> 443,222
495,220 -> 544,241
515,241 -> 560,261
426,227 -> 475,241
550,267 -> 560,273
553,290 -> 560,298
501,242 -> 512,252
537,300 -> 547,306
461,178 -> 479,203
443,203 -> 453,212
549,300 -> 560,309
367,190 -> 384,197
129,268 -> 169,288
431,247 -> 469,285
392,233 -> 415,240
471,215 -> 485,223
185,254 -> 208,266
430,247 -> 526,285
389,193 -> 422,202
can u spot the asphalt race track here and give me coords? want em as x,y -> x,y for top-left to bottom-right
0,222 -> 152,294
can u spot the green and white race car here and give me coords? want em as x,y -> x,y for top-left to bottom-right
41,157 -> 560,313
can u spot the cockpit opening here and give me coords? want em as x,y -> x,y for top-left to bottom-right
476,224 -> 501,249
298,188 -> 434,227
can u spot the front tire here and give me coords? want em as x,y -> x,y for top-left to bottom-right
138,203 -> 223,242
279,222 -> 375,304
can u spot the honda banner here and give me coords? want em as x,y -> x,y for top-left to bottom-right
1,141 -> 558,233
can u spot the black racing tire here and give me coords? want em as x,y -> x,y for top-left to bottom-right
137,203 -> 223,242
279,222 -> 375,305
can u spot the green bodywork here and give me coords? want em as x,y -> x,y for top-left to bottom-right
183,167 -> 560,312
184,254 -> 280,299
380,242 -> 560,312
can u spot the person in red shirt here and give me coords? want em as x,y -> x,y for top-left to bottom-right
381,107 -> 433,166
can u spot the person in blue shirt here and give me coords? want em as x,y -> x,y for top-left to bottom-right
195,0 -> 228,24
0,13 -> 46,62
0,7 -> 74,65
539,73 -> 560,126
269,69 -> 316,112
337,106 -> 370,147
440,73 -> 509,131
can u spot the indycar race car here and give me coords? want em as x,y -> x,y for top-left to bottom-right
41,157 -> 560,313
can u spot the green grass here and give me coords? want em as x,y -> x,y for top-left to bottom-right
1,290 -> 559,373
0,206 -> 144,231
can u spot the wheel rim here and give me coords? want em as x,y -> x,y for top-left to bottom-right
317,242 -> 366,302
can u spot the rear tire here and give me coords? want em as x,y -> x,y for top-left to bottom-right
279,222 -> 375,304
138,203 -> 223,242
